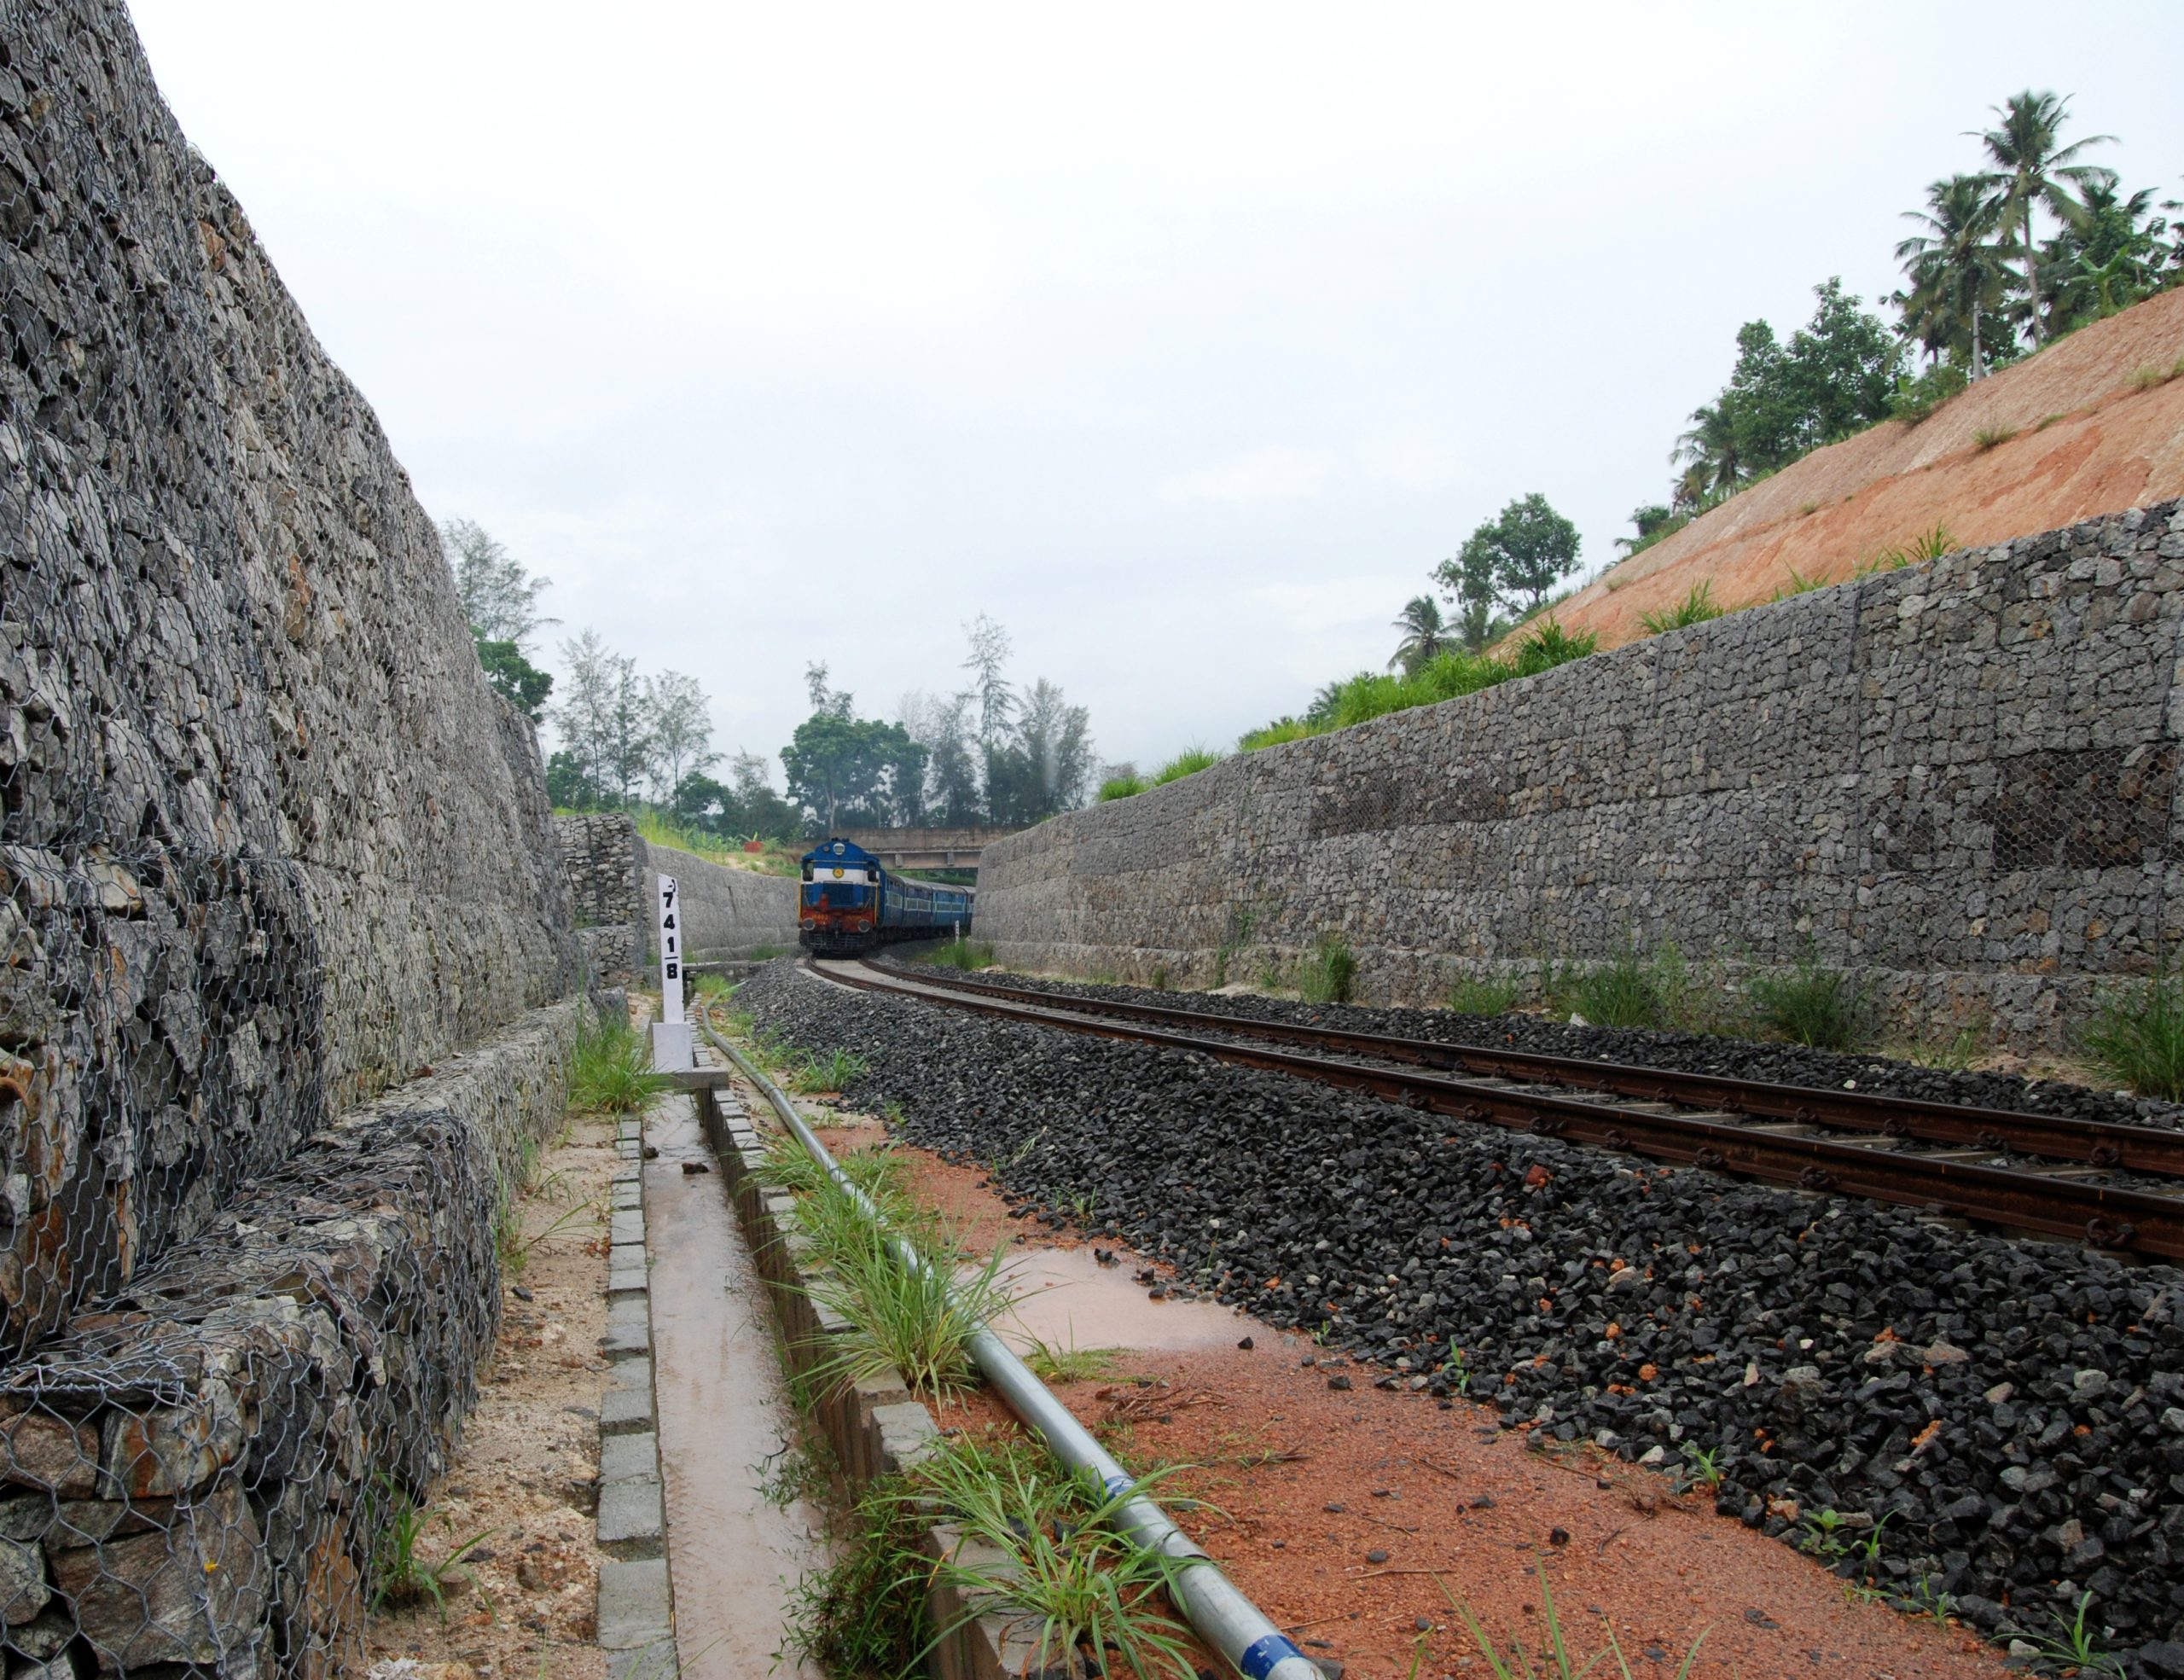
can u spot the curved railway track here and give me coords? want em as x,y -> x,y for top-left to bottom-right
808,956 -> 2184,1264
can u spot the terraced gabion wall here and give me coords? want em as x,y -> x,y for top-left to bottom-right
0,4 -> 586,1675
556,812 -> 645,985
979,500 -> 2184,1048
639,840 -> 799,962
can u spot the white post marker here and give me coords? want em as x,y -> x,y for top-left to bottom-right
650,872 -> 694,1072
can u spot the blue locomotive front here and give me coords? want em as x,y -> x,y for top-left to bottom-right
798,838 -> 973,956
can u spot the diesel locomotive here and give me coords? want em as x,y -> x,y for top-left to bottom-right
798,837 -> 973,956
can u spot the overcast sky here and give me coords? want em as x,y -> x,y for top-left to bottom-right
130,2 -> 2183,785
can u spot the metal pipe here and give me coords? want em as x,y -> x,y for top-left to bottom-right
706,1022 -> 1321,1680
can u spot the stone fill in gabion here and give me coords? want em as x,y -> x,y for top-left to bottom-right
741,961 -> 2184,1677
0,3 -> 586,1674
977,499 -> 2184,1051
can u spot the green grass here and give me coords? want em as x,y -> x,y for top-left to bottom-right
1856,521 -> 1957,577
1446,975 -> 1522,1016
367,1474 -> 497,1619
2018,1591 -> 2124,1678
1098,773 -> 1149,801
2130,361 -> 2181,392
1152,746 -> 1223,785
787,1047 -> 871,1095
1545,948 -> 1664,1029
1636,581 -> 1723,636
1441,1569 -> 1707,1680
1972,424 -> 2018,451
567,1011 -> 670,1113
1746,957 -> 1868,1050
804,1219 -> 1019,1398
1022,1336 -> 1126,1385
1297,932 -> 1357,1004
1239,618 -> 1597,752
1770,565 -> 1829,602
916,937 -> 996,972
779,1469 -> 932,1678
916,1436 -> 1203,1679
2083,967 -> 2184,1099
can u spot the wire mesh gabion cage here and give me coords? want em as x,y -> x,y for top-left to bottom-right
0,3 -> 582,1677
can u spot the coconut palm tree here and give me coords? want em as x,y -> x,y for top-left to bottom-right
1972,91 -> 2116,346
1896,174 -> 2013,378
1671,402 -> 1741,502
1388,595 -> 1449,673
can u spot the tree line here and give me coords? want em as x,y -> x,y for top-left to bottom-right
791,614 -> 1095,830
1632,89 -> 2178,558
444,520 -> 1095,839
1372,88 -> 2179,681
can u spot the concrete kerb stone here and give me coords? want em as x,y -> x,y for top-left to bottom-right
694,1079 -> 1025,1680
595,1109 -> 672,1674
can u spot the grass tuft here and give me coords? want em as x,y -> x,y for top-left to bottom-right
1746,956 -> 1867,1050
918,937 -> 997,972
1447,974 -> 1522,1017
1637,581 -> 1723,636
1240,618 -> 1596,750
2083,966 -> 2184,1100
567,1011 -> 670,1113
1548,948 -> 1664,1030
367,1474 -> 497,1620
1971,424 -> 2018,451
1441,1568 -> 1708,1680
787,1047 -> 870,1095
804,1221 -> 1019,1397
1022,1336 -> 1126,1385
1297,931 -> 1357,1004
1153,746 -> 1224,785
1098,773 -> 1148,801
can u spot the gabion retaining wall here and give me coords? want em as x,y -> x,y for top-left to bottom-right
979,500 -> 2184,1048
0,5 -> 595,1676
0,999 -> 582,1680
555,818 -> 799,968
0,0 -> 580,1352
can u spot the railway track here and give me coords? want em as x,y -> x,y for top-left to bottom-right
809,956 -> 2184,1264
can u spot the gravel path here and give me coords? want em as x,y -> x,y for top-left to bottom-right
873,954 -> 2184,1132
742,960 -> 2184,1677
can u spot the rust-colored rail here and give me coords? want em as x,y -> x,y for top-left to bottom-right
813,959 -> 2184,1262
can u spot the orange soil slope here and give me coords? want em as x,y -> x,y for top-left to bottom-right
1561,287 -> 2184,647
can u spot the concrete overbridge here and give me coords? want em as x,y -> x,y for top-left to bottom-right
836,825 -> 1023,872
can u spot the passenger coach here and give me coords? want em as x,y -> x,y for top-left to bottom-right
798,838 -> 973,956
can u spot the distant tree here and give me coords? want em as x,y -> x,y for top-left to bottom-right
781,712 -> 926,833
553,630 -> 649,805
444,518 -> 557,722
645,671 -> 718,804
1974,90 -> 2116,346
444,518 -> 555,646
1438,494 -> 1580,619
988,677 -> 1095,822
474,637 -> 553,723
1671,401 -> 1742,504
1614,504 -> 1675,556
1778,279 -> 1903,447
2042,179 -> 2172,328
1432,537 -> 1506,652
1673,282 -> 1901,497
962,615 -> 1015,748
1388,596 -> 1449,672
903,689 -> 983,824
1896,174 -> 2014,378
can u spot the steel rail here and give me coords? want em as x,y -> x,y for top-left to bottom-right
701,1014 -> 1321,1680
815,960 -> 2184,1261
875,962 -> 2184,1180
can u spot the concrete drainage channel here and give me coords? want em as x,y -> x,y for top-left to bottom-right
583,1021 -> 1327,1678
595,1108 -> 675,1676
